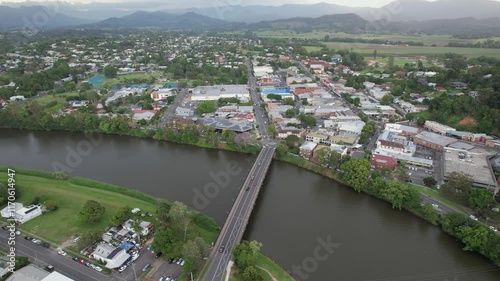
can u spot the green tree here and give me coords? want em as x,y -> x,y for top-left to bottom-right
233,240 -> 263,271
78,200 -> 105,224
423,177 -> 437,187
242,266 -> 263,281
312,147 -> 330,167
469,189 -> 496,214
283,98 -> 296,106
267,124 -> 277,138
329,151 -> 342,169
168,201 -> 192,241
104,65 -> 117,78
391,85 -> 403,96
78,230 -> 101,249
380,94 -> 395,105
285,109 -> 296,118
44,200 -> 58,211
152,227 -> 176,257
196,101 -> 217,114
420,203 -> 440,225
110,206 -> 132,226
340,159 -> 371,192
457,225 -> 490,252
298,114 -> 316,127
440,172 -> 473,203
285,135 -> 301,148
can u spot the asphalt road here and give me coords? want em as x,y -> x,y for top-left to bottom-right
0,229 -> 160,281
245,58 -> 269,138
421,195 -> 457,214
160,88 -> 188,127
202,144 -> 276,281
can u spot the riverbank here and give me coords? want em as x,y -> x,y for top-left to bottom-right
229,252 -> 294,281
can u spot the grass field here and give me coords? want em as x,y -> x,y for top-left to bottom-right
229,252 -> 294,281
103,73 -> 161,85
409,184 -> 467,213
0,167 -> 218,245
35,92 -> 80,111
324,42 -> 500,58
303,45 -> 323,52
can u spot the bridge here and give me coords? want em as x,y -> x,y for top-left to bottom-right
201,58 -> 276,281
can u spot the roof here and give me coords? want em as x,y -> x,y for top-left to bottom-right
300,142 -> 317,151
448,142 -> 475,151
202,118 -> 252,132
414,131 -> 458,147
93,243 -> 115,259
371,154 -> 397,165
443,148 -> 497,188
42,272 -> 74,281
6,264 -> 49,281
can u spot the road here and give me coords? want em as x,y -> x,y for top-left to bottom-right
421,195 -> 459,215
202,144 -> 276,281
245,58 -> 269,138
0,229 -> 158,281
160,88 -> 188,128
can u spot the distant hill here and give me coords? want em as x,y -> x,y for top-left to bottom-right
166,2 -> 376,23
0,5 -> 92,29
383,17 -> 500,36
380,0 -> 500,22
249,13 -> 369,34
88,11 -> 234,30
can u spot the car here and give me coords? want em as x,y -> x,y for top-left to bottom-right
94,266 -> 102,272
42,242 -> 50,248
469,215 -> 478,221
142,264 -> 150,272
32,239 -> 42,245
73,236 -> 80,243
160,277 -> 165,281
489,226 -> 498,232
176,259 -> 182,265
253,182 -> 257,187
251,176 -> 255,180
46,265 -> 54,272
72,257 -> 78,262
180,260 -> 185,266
219,246 -> 225,253
258,162 -> 261,166
246,186 -> 250,191
155,252 -> 163,258
78,259 -> 85,265
24,236 -> 32,241
119,266 -> 126,272
173,258 -> 179,264
58,250 -> 67,256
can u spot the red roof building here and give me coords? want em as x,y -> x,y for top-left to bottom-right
371,154 -> 398,171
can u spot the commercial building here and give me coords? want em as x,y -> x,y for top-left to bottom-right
376,130 -> 416,156
92,243 -> 130,269
191,85 -> 250,101
6,264 -> 74,281
371,154 -> 398,171
299,142 -> 318,158
413,131 -> 458,152
424,121 -> 456,135
443,148 -> 498,192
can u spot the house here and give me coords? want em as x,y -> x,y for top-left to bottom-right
371,154 -> 398,171
176,107 -> 194,117
306,132 -> 329,144
139,221 -> 153,236
91,243 -> 130,269
5,264 -> 74,281
300,142 -> 317,158
9,95 -> 25,101
276,123 -> 305,139
132,110 -> 157,121
451,82 -> 468,89
0,203 -> 42,224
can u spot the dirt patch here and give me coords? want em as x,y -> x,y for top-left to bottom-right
459,116 -> 478,126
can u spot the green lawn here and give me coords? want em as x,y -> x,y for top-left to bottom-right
103,73 -> 161,85
0,170 -> 157,244
324,42 -> 500,58
228,252 -> 294,281
303,46 -> 323,53
35,92 -> 80,111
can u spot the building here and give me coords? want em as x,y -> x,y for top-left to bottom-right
132,110 -> 157,121
424,120 -> 456,135
0,203 -> 42,224
276,123 -> 305,139
443,148 -> 498,192
6,264 -> 74,281
384,123 -> 420,137
151,89 -> 174,101
92,243 -> 130,269
371,154 -> 398,171
175,107 -> 194,117
306,132 -> 329,144
376,130 -> 416,156
299,142 -> 318,158
413,131 -> 458,152
191,85 -> 250,101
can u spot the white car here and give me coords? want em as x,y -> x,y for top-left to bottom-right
58,250 -> 67,256
431,204 -> 439,210
489,226 -> 498,232
180,260 -> 185,266
94,266 -> 102,272
469,215 -> 478,221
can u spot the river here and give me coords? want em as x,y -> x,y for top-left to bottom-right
0,129 -> 499,281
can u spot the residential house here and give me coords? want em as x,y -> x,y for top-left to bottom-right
276,123 -> 305,139
451,82 -> 468,89
176,107 -> 194,117
0,203 -> 42,224
132,110 -> 158,121
91,243 -> 130,269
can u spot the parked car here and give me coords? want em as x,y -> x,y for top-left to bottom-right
469,215 -> 478,221
58,250 -> 67,256
42,242 -> 50,248
24,236 -> 32,241
45,265 -> 54,272
142,264 -> 150,272
72,257 -> 79,262
180,260 -> 185,266
94,266 -> 102,272
32,239 -> 42,245
489,226 -> 498,232
73,236 -> 80,243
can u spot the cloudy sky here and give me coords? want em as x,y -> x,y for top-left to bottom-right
0,0 -> 438,8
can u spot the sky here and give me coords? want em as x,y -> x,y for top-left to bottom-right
0,0 -> 436,8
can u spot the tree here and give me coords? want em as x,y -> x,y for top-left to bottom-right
110,206 -> 132,226
0,182 -> 8,205
44,200 -> 58,211
168,201 -> 192,241
391,85 -> 403,96
156,201 -> 171,223
329,151 -> 342,169
152,227 -> 176,257
312,147 -> 330,167
284,135 -> 301,148
440,172 -> 473,203
469,189 -> 496,215
381,181 -> 421,210
420,203 -> 440,225
78,230 -> 101,250
78,200 -> 105,224
456,225 -> 490,252
285,109 -> 296,118
423,177 -> 437,187
283,98 -> 296,106
267,124 -> 277,138
233,240 -> 263,271
380,94 -> 395,105
196,101 -> 217,114
340,159 -> 371,192
104,65 -> 117,78
182,240 -> 202,265
242,266 -> 263,281
298,114 -> 316,127
373,49 -> 378,60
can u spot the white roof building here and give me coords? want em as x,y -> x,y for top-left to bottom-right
191,85 -> 250,101
0,203 -> 42,224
